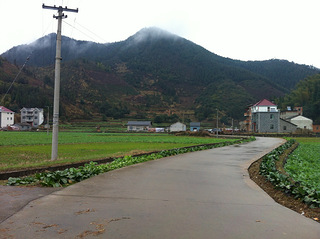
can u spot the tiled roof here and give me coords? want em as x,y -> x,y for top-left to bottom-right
0,106 -> 14,113
253,99 -> 276,106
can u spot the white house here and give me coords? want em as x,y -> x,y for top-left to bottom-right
0,106 -> 15,128
289,115 -> 313,131
20,107 -> 44,128
127,121 -> 152,132
170,122 -> 186,132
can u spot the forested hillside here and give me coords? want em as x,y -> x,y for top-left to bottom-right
1,27 -> 319,123
277,74 -> 320,124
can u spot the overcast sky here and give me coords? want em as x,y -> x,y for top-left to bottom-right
1,0 -> 320,68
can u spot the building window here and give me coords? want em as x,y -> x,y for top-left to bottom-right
270,114 -> 274,119
270,124 -> 274,129
283,126 -> 287,130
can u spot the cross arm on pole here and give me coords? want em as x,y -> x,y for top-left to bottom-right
42,4 -> 79,13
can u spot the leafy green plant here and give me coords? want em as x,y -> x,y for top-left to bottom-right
259,139 -> 320,208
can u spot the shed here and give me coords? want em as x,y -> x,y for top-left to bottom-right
190,122 -> 200,131
15,123 -> 32,131
170,122 -> 186,132
279,119 -> 297,133
289,116 -> 313,131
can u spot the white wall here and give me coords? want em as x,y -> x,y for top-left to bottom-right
290,116 -> 313,130
0,112 -> 14,128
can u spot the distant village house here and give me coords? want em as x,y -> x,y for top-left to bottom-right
20,107 -> 44,128
243,99 -> 315,133
0,106 -> 15,128
127,121 -> 152,132
170,122 -> 186,132
190,122 -> 200,131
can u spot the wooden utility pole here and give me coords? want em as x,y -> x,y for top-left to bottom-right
42,4 -> 78,160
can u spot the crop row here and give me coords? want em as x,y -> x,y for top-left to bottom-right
259,139 -> 320,208
7,137 -> 255,187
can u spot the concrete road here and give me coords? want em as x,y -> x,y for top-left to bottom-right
1,137 -> 319,239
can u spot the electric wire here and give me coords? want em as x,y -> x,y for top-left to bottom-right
0,53 -> 32,105
63,20 -> 106,43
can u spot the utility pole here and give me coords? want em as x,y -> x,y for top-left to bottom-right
46,106 -> 50,136
42,4 -> 78,160
231,118 -> 234,135
216,108 -> 219,137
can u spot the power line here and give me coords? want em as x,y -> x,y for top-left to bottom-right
63,20 -> 107,43
0,53 -> 32,105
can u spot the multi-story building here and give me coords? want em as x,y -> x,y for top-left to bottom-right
244,99 -> 298,133
251,99 -> 280,133
0,106 -> 15,128
20,107 -> 44,128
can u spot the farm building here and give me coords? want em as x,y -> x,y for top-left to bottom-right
20,107 -> 44,128
0,106 -> 15,128
170,122 -> 186,132
280,119 -> 297,133
127,121 -> 152,132
190,122 -> 200,131
250,99 -> 280,133
15,123 -> 32,131
289,115 -> 313,131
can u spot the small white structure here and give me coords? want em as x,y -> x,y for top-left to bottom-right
127,121 -> 152,132
170,122 -> 186,132
20,107 -> 44,128
0,106 -> 15,128
289,115 -> 313,131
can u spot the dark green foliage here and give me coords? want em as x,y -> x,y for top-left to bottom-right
278,74 -> 320,124
153,114 -> 180,123
235,59 -> 319,90
99,102 -> 130,119
195,79 -> 255,120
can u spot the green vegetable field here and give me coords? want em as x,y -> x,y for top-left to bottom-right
0,131 -> 238,171
285,138 -> 320,191
260,137 -> 320,207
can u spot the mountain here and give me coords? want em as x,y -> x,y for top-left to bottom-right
1,27 -> 319,123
